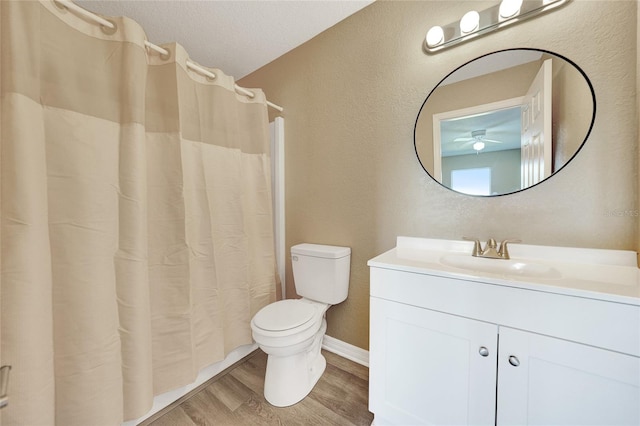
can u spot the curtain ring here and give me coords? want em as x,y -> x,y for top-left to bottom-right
53,0 -> 66,11
159,47 -> 171,61
100,19 -> 117,35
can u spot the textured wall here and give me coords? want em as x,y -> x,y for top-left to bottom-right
239,0 -> 638,350
552,57 -> 595,170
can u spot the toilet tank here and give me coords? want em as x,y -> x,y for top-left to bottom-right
291,243 -> 351,305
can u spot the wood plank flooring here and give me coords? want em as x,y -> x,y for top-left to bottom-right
144,349 -> 373,426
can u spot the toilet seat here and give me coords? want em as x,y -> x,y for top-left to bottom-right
253,299 -> 315,332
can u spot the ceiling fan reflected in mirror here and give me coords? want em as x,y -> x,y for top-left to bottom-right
453,129 -> 504,152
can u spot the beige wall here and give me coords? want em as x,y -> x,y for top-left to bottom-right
240,0 -> 638,351
552,56 -> 595,170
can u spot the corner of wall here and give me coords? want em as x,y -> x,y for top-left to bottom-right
637,0 -> 640,263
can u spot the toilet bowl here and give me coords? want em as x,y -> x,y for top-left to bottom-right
251,243 -> 351,407
251,298 -> 329,407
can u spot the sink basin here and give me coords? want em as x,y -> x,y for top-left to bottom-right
440,254 -> 562,279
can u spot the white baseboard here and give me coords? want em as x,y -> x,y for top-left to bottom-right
322,335 -> 369,367
125,343 -> 258,425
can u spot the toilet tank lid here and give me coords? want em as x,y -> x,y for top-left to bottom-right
291,243 -> 350,259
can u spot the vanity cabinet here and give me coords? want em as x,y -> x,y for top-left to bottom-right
369,298 -> 498,425
496,327 -> 639,426
368,241 -> 640,426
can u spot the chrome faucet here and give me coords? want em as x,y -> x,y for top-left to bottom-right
463,237 -> 521,260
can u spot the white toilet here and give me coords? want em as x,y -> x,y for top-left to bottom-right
251,243 -> 351,407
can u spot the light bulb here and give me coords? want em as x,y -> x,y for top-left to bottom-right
499,0 -> 523,19
473,141 -> 485,151
460,10 -> 480,34
426,26 -> 445,47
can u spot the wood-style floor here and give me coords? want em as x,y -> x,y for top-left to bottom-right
143,349 -> 374,426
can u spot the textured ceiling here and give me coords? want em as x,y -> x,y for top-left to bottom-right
75,0 -> 374,78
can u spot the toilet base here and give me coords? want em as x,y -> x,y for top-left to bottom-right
262,319 -> 327,407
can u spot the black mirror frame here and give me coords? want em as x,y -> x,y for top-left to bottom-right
414,47 -> 596,197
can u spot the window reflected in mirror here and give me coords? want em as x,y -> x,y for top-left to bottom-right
450,167 -> 492,196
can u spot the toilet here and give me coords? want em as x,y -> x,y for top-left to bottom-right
251,243 -> 351,407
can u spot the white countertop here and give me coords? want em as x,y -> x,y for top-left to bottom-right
367,237 -> 640,306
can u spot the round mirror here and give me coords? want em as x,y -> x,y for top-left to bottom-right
414,48 -> 595,196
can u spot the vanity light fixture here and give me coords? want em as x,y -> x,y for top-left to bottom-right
424,0 -> 569,52
460,11 -> 480,34
426,26 -> 445,48
499,0 -> 524,19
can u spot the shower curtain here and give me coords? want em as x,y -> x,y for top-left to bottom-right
0,1 -> 277,424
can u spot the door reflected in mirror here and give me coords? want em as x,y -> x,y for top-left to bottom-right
415,49 -> 595,196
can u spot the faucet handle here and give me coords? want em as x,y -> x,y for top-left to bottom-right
498,239 -> 522,259
463,237 -> 481,256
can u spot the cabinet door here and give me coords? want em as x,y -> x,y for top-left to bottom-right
369,297 -> 498,425
497,327 -> 640,425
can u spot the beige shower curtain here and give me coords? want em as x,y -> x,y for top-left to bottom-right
0,1 -> 277,424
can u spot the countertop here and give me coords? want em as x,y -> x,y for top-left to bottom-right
368,237 -> 640,306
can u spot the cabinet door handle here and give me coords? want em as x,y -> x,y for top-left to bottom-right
508,355 -> 520,367
478,346 -> 489,357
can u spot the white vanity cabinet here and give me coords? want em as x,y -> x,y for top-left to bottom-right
370,297 -> 498,425
368,238 -> 640,426
496,327 -> 639,425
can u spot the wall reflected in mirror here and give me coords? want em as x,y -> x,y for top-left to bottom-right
414,49 -> 595,196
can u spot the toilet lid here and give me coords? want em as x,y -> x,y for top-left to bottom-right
253,299 -> 316,331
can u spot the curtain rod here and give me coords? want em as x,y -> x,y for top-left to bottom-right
53,0 -> 284,113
